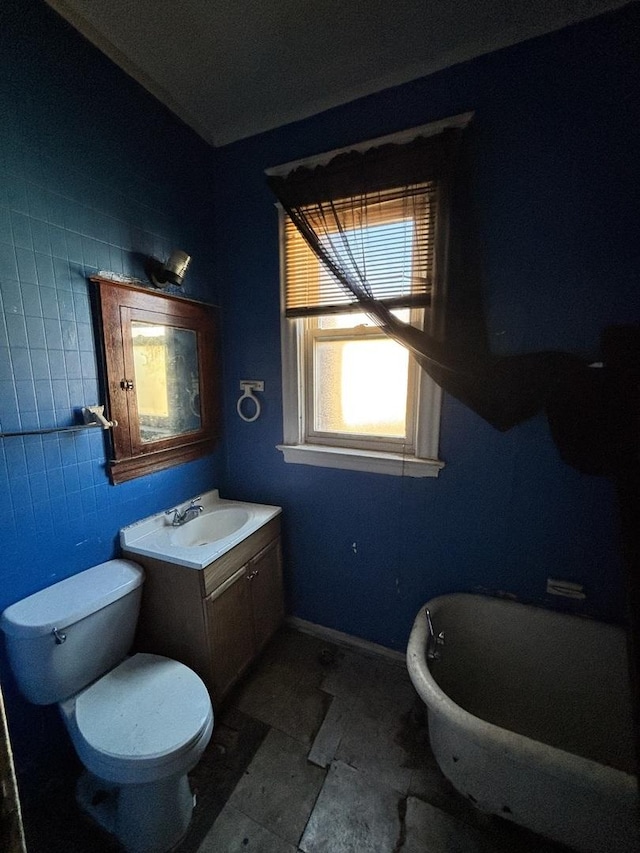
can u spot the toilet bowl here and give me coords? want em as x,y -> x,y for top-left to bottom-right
0,560 -> 214,853
61,653 -> 214,852
61,653 -> 213,785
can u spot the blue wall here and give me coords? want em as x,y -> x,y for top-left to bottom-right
214,4 -> 640,651
0,0 -> 221,784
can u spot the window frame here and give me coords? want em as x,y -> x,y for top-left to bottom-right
271,113 -> 475,477
303,315 -> 420,454
277,205 -> 445,478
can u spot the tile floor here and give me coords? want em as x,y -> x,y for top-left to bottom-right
21,627 -> 573,852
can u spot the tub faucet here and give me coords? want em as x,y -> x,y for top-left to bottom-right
166,498 -> 204,527
425,607 -> 445,661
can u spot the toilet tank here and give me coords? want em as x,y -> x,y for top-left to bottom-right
0,560 -> 144,705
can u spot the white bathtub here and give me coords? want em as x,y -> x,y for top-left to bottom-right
407,593 -> 639,853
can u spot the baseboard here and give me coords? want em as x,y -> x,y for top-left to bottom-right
285,616 -> 406,665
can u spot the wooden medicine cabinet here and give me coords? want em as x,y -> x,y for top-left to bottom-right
91,277 -> 220,484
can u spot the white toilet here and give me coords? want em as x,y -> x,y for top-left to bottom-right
0,559 -> 214,853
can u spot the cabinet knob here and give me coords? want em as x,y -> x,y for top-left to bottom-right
246,570 -> 259,580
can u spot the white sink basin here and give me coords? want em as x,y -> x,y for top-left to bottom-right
169,507 -> 250,547
120,490 -> 281,569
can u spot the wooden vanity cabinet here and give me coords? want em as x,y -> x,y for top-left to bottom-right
127,516 -> 283,705
205,536 -> 283,699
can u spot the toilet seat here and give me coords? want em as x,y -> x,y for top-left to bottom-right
62,653 -> 213,784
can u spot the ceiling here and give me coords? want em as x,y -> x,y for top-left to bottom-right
46,0 -> 628,147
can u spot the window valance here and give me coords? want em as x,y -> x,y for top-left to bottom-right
270,128 -> 462,319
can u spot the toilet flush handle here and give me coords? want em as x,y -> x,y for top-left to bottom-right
52,627 -> 67,645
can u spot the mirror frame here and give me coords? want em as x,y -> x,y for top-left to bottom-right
91,276 -> 220,484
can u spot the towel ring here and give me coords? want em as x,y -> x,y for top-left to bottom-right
236,380 -> 263,422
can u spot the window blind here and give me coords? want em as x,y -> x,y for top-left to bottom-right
284,182 -> 437,317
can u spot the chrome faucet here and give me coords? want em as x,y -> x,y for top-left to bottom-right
166,498 -> 204,527
425,607 -> 445,661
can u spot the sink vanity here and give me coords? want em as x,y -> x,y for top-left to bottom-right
120,491 -> 283,704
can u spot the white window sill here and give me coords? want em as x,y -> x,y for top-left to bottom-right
276,444 -> 444,478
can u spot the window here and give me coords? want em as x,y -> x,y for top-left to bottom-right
278,195 -> 444,478
307,311 -> 416,451
270,116 -> 475,476
91,277 -> 220,484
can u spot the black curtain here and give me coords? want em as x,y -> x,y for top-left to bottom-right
268,126 -> 621,474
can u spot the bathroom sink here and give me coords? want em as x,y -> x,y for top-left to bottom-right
120,490 -> 281,570
169,507 -> 250,547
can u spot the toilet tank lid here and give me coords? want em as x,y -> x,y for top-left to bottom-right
0,560 -> 144,638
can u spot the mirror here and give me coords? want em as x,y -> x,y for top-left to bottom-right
132,322 -> 201,441
91,277 -> 220,484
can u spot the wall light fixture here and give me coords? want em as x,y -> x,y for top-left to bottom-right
147,249 -> 191,288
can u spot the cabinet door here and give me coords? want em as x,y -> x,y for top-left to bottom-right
249,538 -> 284,653
205,565 -> 255,702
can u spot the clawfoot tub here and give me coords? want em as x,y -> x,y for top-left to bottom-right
406,593 -> 638,853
